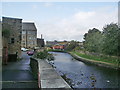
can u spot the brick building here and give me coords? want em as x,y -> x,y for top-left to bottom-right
52,44 -> 64,50
22,23 -> 37,49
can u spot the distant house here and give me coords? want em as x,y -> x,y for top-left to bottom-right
22,23 -> 37,49
57,41 -> 68,45
46,40 -> 69,49
2,17 -> 22,63
46,40 -> 68,50
52,44 -> 64,50
46,41 -> 58,47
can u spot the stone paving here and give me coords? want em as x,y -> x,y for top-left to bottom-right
38,59 -> 71,89
2,52 -> 38,88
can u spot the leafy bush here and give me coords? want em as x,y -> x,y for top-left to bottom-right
65,40 -> 79,51
35,50 -> 48,59
35,50 -> 54,61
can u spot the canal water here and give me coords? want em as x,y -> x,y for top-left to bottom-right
48,52 -> 120,88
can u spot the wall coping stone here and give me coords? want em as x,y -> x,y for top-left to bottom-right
30,57 -> 72,89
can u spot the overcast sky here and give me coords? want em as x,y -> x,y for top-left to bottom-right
2,2 -> 118,41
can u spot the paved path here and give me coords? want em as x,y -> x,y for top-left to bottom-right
2,52 -> 38,88
37,59 -> 71,88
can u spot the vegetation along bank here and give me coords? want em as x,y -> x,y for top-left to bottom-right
48,23 -> 120,70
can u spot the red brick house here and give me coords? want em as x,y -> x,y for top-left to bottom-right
52,44 -> 64,50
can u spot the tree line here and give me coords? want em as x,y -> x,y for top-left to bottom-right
84,23 -> 120,56
65,23 -> 120,56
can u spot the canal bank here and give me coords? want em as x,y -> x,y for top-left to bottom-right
49,52 -> 120,88
69,52 -> 120,70
49,50 -> 119,70
30,57 -> 72,89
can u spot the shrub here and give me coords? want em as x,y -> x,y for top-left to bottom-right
35,50 -> 54,61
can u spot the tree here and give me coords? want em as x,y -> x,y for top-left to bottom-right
83,28 -> 102,53
102,23 -> 119,56
65,40 -> 79,51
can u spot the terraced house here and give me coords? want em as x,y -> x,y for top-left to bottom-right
22,23 -> 37,49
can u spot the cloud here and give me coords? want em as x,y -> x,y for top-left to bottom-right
74,11 -> 95,20
32,4 -> 38,9
37,6 -> 117,41
43,2 -> 53,7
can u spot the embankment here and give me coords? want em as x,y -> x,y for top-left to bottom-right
69,52 -> 120,70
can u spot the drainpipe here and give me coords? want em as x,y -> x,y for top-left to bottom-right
26,30 -> 27,48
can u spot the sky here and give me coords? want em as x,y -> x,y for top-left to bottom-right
1,1 -> 118,42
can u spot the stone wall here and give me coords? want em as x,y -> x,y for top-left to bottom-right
2,17 -> 22,57
0,21 -> 2,58
22,23 -> 37,49
21,31 -> 26,48
0,21 -> 2,90
27,32 -> 37,48
30,57 -> 38,79
30,57 -> 72,89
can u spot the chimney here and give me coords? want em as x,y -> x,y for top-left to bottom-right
41,34 -> 42,39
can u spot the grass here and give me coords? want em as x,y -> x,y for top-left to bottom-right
70,51 -> 119,66
48,49 -> 65,52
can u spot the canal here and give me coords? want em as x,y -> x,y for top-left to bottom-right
48,52 -> 120,88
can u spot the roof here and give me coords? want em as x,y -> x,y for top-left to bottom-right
2,17 -> 22,20
22,22 -> 37,30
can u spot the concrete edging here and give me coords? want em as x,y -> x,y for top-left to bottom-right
30,57 -> 72,89
69,52 -> 120,70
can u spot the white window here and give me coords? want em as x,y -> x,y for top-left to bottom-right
28,31 -> 31,34
22,31 -> 26,34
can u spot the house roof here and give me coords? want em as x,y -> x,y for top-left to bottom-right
22,22 -> 37,30
2,17 -> 22,20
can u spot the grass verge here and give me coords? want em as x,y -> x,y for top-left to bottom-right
70,51 -> 119,67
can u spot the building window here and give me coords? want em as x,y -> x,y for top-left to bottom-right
28,31 -> 32,34
33,41 -> 34,45
23,42 -> 25,45
23,36 -> 25,39
11,38 -> 14,44
29,36 -> 32,39
28,41 -> 32,45
19,35 -> 21,41
22,31 -> 26,34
